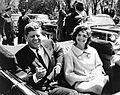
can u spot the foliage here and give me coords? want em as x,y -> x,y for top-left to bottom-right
18,0 -> 58,18
0,0 -> 6,13
116,0 -> 120,16
85,0 -> 115,15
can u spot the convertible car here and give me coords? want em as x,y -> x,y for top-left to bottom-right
0,44 -> 40,95
0,14 -> 120,95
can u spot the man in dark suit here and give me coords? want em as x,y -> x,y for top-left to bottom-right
0,13 -> 6,43
15,22 -> 78,95
2,7 -> 15,45
64,2 -> 87,41
17,9 -> 30,44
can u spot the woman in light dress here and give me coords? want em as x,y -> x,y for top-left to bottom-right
64,25 -> 108,95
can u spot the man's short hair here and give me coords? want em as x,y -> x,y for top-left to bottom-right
24,22 -> 42,36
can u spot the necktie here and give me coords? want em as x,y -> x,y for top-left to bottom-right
36,49 -> 47,69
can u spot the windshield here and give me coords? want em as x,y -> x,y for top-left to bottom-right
86,14 -> 115,26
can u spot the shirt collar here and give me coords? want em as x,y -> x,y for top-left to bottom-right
29,46 -> 43,54
29,47 -> 36,54
71,45 -> 91,57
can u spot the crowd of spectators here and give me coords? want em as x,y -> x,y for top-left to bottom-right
0,8 -> 30,45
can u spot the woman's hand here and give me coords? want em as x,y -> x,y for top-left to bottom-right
54,65 -> 61,77
111,55 -> 120,66
111,55 -> 120,63
84,73 -> 97,82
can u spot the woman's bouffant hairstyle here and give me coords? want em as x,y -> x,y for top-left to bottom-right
71,25 -> 91,49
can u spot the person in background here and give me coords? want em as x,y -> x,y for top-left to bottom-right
103,1 -> 115,18
74,1 -> 87,24
64,25 -> 109,95
15,22 -> 78,95
64,1 -> 87,41
57,0 -> 67,41
2,7 -> 15,45
0,12 -> 6,43
17,9 -> 30,44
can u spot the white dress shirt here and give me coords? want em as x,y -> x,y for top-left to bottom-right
29,46 -> 49,83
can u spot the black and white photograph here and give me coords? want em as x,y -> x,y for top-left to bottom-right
0,0 -> 120,95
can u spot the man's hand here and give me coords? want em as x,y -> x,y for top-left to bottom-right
36,67 -> 46,80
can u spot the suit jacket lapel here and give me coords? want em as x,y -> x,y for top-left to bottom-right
26,45 -> 48,70
42,45 -> 51,59
41,43 -> 55,76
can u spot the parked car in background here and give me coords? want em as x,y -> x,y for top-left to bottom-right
84,14 -> 120,43
27,14 -> 51,24
82,14 -> 120,74
11,13 -> 51,28
11,13 -> 57,40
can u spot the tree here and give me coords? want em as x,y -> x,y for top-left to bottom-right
0,0 -> 6,13
116,0 -> 120,16
18,0 -> 58,18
